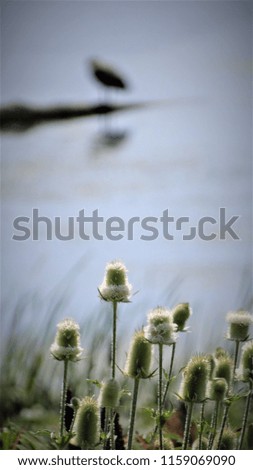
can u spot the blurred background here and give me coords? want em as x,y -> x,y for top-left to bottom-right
1,0 -> 252,427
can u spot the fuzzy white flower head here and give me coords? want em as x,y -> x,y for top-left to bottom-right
226,310 -> 253,341
144,306 -> 177,345
50,318 -> 83,362
98,260 -> 132,302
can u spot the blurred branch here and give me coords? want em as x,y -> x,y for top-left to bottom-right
0,100 -> 159,132
0,97 -> 198,133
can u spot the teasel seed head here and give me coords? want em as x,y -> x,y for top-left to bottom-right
180,355 -> 210,403
172,303 -> 192,332
144,306 -> 177,345
98,260 -> 132,302
125,330 -> 152,379
71,397 -> 99,449
207,378 -> 228,402
214,355 -> 233,386
50,318 -> 83,362
213,429 -> 237,450
236,340 -> 253,382
214,347 -> 229,360
226,310 -> 252,342
71,397 -> 81,410
98,379 -> 120,408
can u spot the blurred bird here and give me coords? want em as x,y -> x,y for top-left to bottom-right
89,58 -> 129,136
90,59 -> 128,93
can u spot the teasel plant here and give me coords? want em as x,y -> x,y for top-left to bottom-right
207,378 -> 228,449
178,355 -> 210,450
50,319 -> 83,443
98,260 -> 132,380
213,428 -> 237,450
144,307 -> 177,450
68,397 -> 80,434
98,378 -> 120,450
236,340 -> 253,449
211,348 -> 233,449
216,311 -> 252,449
125,330 -> 153,450
162,303 -> 192,407
70,396 -> 99,449
226,310 -> 252,379
197,354 -> 215,450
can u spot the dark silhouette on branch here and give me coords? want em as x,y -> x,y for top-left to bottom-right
90,59 -> 128,90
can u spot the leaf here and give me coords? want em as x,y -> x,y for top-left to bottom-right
86,379 -> 102,389
142,368 -> 158,379
174,392 -> 184,401
143,407 -> 157,419
119,388 -> 131,398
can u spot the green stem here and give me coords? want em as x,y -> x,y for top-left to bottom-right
60,359 -> 68,438
151,342 -> 176,442
198,402 -> 205,450
110,408 -> 115,450
182,401 -> 194,450
238,381 -> 253,449
216,403 -> 229,449
111,301 -> 117,379
127,378 -> 140,450
158,343 -> 164,450
162,342 -> 176,407
233,340 -> 240,380
208,401 -> 220,450
69,410 -> 77,434
103,408 -> 109,450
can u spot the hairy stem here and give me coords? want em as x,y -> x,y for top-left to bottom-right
158,343 -> 164,450
182,401 -> 194,450
233,340 -> 240,380
198,401 -> 205,450
216,403 -> 229,449
127,378 -> 140,450
69,410 -> 77,435
111,301 -> 117,379
208,401 -> 220,450
110,408 -> 115,450
60,359 -> 68,438
103,408 -> 109,450
162,342 -> 176,407
238,381 -> 253,449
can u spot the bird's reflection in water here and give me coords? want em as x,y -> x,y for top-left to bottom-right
90,129 -> 129,157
